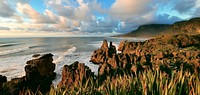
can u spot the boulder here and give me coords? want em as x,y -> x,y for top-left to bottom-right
58,61 -> 95,89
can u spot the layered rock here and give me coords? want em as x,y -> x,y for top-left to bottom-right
91,34 -> 200,83
118,34 -> 200,73
58,61 -> 95,89
0,53 -> 56,95
90,40 -> 116,64
90,40 -> 133,82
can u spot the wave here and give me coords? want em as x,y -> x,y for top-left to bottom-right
88,41 -> 103,48
53,47 -> 77,63
0,68 -> 17,73
0,47 -> 29,56
29,45 -> 48,49
0,43 -> 18,47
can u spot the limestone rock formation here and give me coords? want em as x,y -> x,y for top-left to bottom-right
91,34 -> 200,83
90,40 -> 116,64
117,34 -> 200,73
0,53 -> 56,95
58,61 -> 95,89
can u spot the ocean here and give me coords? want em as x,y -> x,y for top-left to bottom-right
0,37 -> 147,85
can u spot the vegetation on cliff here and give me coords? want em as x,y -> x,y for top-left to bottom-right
117,17 -> 200,37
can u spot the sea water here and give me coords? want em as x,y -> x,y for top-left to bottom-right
0,37 -> 147,85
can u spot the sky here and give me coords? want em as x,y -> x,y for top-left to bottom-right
0,0 -> 200,37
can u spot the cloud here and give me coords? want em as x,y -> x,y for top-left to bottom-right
154,14 -> 182,24
45,0 -> 159,33
17,0 -> 30,4
0,0 -> 15,17
44,0 -> 108,33
1,0 -> 200,37
0,26 -> 10,30
17,3 -> 59,24
193,8 -> 200,16
110,0 -> 154,20
173,0 -> 197,14
192,0 -> 200,16
8,0 -> 159,34
45,0 -> 101,21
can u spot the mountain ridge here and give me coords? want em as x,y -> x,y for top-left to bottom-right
115,17 -> 200,37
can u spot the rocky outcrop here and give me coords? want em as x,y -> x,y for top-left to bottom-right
118,34 -> 200,73
91,34 -> 200,83
0,53 -> 56,95
58,61 -> 95,89
90,40 -> 132,82
26,53 -> 56,78
90,40 -> 116,64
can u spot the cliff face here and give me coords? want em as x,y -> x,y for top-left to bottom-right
119,17 -> 200,37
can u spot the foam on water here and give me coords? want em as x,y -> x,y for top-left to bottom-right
53,47 -> 77,63
0,37 -> 143,86
0,43 -> 18,47
0,55 -> 31,80
87,41 -> 103,48
0,47 -> 98,86
0,47 -> 30,56
52,51 -> 99,86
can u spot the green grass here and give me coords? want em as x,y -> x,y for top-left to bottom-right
41,69 -> 199,95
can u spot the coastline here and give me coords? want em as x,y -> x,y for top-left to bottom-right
0,33 -> 200,94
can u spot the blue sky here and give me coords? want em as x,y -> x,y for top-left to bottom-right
0,0 -> 199,37
30,0 -> 45,13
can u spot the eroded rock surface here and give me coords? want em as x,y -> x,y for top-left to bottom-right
90,40 -> 116,64
58,61 -> 95,89
91,34 -> 200,82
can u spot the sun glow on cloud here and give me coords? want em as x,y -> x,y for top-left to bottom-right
0,31 -> 77,37
0,0 -> 199,37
